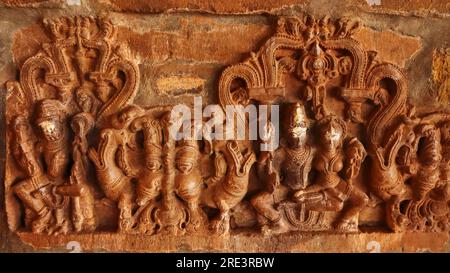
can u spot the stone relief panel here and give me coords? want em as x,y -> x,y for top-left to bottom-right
3,14 -> 450,246
218,15 -> 450,233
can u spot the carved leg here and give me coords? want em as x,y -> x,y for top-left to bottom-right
251,191 -> 288,234
266,217 -> 289,235
82,216 -> 96,233
255,214 -> 270,234
80,192 -> 96,233
79,194 -> 96,233
56,183 -> 96,233
72,197 -> 83,232
178,190 -> 206,233
185,202 -> 207,233
210,200 -> 230,235
52,207 -> 71,235
335,188 -> 369,231
31,207 -> 53,234
13,180 -> 47,215
118,193 -> 134,233
13,179 -> 53,234
251,192 -> 279,222
297,191 -> 344,212
174,175 -> 205,233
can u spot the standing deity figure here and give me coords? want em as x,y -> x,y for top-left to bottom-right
251,102 -> 313,234
294,115 -> 368,231
13,99 -> 71,234
12,116 -> 51,233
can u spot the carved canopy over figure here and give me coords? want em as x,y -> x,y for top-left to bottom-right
4,14 -> 449,240
219,14 -> 449,233
5,15 -> 141,234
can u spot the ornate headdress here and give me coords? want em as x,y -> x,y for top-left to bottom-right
317,115 -> 347,137
34,99 -> 66,125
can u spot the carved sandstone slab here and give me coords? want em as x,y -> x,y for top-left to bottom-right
74,0 -> 309,14
431,48 -> 450,105
15,231 -> 450,252
357,0 -> 450,17
3,14 -> 450,251
5,0 -> 447,16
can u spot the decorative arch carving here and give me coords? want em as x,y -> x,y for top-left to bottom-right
4,14 -> 449,243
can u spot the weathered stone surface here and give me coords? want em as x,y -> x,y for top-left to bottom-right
90,0 -> 309,14
114,18 -> 271,65
136,62 -> 221,106
12,24 -> 51,68
155,75 -> 205,96
5,0 -> 447,16
15,231 -> 450,252
430,48 -> 450,105
1,0 -> 80,8
0,1 -> 449,253
356,0 -> 450,16
354,27 -> 422,68
2,0 -> 53,7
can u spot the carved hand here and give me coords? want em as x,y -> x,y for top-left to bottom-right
293,190 -> 307,202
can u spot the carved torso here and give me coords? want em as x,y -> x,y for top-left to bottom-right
283,145 -> 312,190
41,138 -> 70,181
314,151 -> 344,189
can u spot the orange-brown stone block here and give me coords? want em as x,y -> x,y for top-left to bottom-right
0,1 -> 449,254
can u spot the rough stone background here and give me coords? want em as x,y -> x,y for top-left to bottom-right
0,0 -> 449,252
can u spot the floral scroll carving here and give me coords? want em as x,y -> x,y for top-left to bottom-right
4,14 -> 449,241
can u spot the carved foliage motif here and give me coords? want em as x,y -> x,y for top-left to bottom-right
4,15 -> 450,238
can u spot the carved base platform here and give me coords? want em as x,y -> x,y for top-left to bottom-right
15,230 -> 449,253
